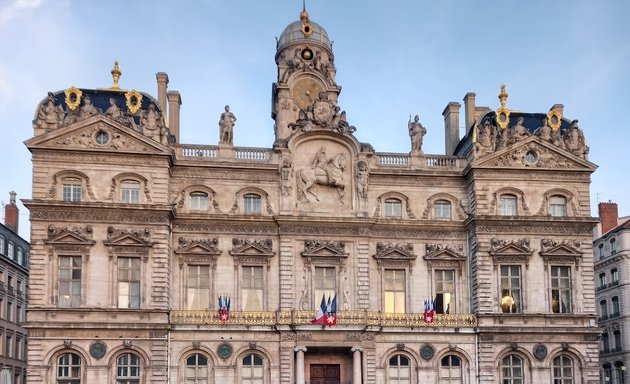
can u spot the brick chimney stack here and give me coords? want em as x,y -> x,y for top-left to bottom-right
599,201 -> 619,234
4,191 -> 19,234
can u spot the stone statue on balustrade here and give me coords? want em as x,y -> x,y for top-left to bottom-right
563,120 -> 588,158
79,96 -> 100,120
509,117 -> 530,144
474,119 -> 496,157
35,92 -> 65,132
408,115 -> 427,154
219,105 -> 236,145
534,117 -> 552,142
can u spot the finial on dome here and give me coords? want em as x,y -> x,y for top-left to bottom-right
300,0 -> 309,21
498,84 -> 508,108
111,61 -> 122,89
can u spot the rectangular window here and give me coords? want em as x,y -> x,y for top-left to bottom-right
243,194 -> 261,213
6,300 -> 11,322
499,195 -> 517,216
121,180 -> 140,204
549,196 -> 567,217
500,265 -> 521,313
5,335 -> 11,358
118,257 -> 141,308
16,248 -> 23,265
58,256 -> 82,307
62,178 -> 82,202
435,269 -> 455,314
314,267 -> 336,308
599,272 -> 607,288
384,269 -> 405,313
611,268 -> 619,284
384,199 -> 402,218
611,238 -> 618,254
16,304 -> 21,323
242,266 -> 264,311
614,330 -> 622,352
7,242 -> 14,260
187,265 -> 210,310
0,236 -> 4,255
434,201 -> 452,220
599,243 -> 605,258
190,193 -> 209,211
550,266 -> 572,313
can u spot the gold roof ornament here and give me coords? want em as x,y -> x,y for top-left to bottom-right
300,1 -> 313,36
111,61 -> 122,89
125,90 -> 143,114
495,84 -> 511,129
547,108 -> 563,131
64,86 -> 83,111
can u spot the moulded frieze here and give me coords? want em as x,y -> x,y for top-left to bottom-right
470,220 -> 595,235
32,148 -> 170,166
173,223 -> 277,235
30,206 -> 170,224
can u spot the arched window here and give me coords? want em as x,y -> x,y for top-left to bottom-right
552,355 -> 574,383
501,354 -> 524,383
388,354 -> 410,384
57,352 -> 81,384
384,198 -> 402,218
440,355 -> 462,383
116,352 -> 140,384
121,180 -> 141,204
241,353 -> 264,384
185,353 -> 208,384
62,177 -> 82,202
190,192 -> 209,211
434,200 -> 452,220
243,194 -> 261,213
549,195 -> 567,217
499,194 -> 517,216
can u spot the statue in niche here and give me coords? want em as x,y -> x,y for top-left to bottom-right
408,115 -> 427,153
509,117 -> 530,144
79,96 -> 100,120
475,119 -> 496,156
356,161 -> 369,201
36,92 -> 65,131
141,104 -> 162,132
563,120 -> 588,158
280,158 -> 293,197
534,117 -> 552,142
218,105 -> 236,145
296,146 -> 346,203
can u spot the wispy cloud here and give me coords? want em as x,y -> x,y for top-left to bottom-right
0,0 -> 42,27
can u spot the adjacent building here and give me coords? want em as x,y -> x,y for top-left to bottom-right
23,9 -> 600,384
0,192 -> 30,384
595,202 -> 630,383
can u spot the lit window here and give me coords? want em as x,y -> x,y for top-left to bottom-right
190,192 -> 209,211
434,200 -> 452,220
241,354 -> 264,384
435,270 -> 455,314
58,256 -> 82,307
549,195 -> 567,217
242,266 -> 264,311
121,180 -> 140,204
57,352 -> 81,384
552,355 -> 573,383
384,269 -> 405,313
440,355 -> 462,384
499,194 -> 517,216
185,353 -> 208,384
314,267 -> 336,309
118,257 -> 140,309
599,300 -> 608,319
116,353 -> 140,384
500,265 -> 521,313
612,296 -> 620,317
243,194 -> 261,213
501,355 -> 524,383
384,198 -> 402,218
187,265 -> 210,310
388,354 -> 411,384
62,178 -> 82,202
7,242 -> 14,259
550,266 -> 572,313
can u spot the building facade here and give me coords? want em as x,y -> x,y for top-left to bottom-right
23,10 -> 600,384
595,202 -> 630,383
0,192 -> 30,384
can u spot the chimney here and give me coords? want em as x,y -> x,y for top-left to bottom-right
599,201 -> 619,234
156,72 -> 169,114
4,191 -> 19,234
167,90 -> 182,143
463,92 -> 476,131
442,102 -> 461,155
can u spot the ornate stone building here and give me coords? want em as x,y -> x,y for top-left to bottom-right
0,192 -> 30,384
24,9 -> 600,384
595,202 -> 630,383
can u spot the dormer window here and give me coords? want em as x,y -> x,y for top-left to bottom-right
121,180 -> 140,204
384,198 -> 402,218
499,194 -> 517,216
243,194 -> 261,213
62,178 -> 82,202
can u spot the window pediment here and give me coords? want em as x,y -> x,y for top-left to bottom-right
489,238 -> 532,266
374,242 -> 415,260
301,240 -> 348,267
176,237 -> 221,255
540,239 -> 582,269
104,226 -> 153,247
46,225 -> 95,246
424,243 -> 466,274
230,238 -> 274,256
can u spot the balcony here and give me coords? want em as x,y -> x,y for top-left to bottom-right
599,314 -> 609,321
171,310 -> 477,328
611,312 -> 620,318
597,284 -> 608,292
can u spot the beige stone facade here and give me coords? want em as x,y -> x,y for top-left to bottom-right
23,11 -> 600,384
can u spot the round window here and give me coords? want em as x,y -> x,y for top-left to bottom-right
95,130 -> 110,145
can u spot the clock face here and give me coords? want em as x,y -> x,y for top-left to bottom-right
292,78 -> 321,110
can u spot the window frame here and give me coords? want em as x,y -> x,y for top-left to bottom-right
551,354 -> 574,384
384,198 -> 403,218
117,256 -> 141,309
186,264 -> 212,311
383,269 -> 406,314
499,265 -> 522,314
434,269 -> 456,314
62,177 -> 82,202
501,354 -> 524,384
58,255 -> 83,308
56,352 -> 82,384
439,355 -> 463,384
184,353 -> 209,384
190,192 -> 209,211
313,266 -> 337,310
243,193 -> 262,214
120,180 -> 141,204
240,353 -> 265,384
388,354 -> 411,384
115,352 -> 142,384
498,194 -> 518,216
240,265 -> 265,312
433,200 -> 452,220
0,235 -> 4,255
549,195 -> 567,217
550,266 -> 572,313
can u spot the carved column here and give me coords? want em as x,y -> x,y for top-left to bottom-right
351,346 -> 363,384
294,346 -> 307,384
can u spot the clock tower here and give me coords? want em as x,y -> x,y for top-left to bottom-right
272,8 -> 340,145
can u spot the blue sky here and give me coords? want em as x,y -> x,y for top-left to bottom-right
1,0 -> 629,239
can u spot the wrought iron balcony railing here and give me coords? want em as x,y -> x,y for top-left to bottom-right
170,310 -> 477,328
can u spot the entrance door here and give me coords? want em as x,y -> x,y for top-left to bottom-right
310,364 -> 341,384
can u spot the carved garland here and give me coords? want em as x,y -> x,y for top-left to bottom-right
301,240 -> 348,267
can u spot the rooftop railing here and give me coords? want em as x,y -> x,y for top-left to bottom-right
171,310 -> 477,328
176,145 -> 272,161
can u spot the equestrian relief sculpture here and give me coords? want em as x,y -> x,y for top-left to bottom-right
296,146 -> 346,204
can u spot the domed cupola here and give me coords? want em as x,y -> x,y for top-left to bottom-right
276,9 -> 332,52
